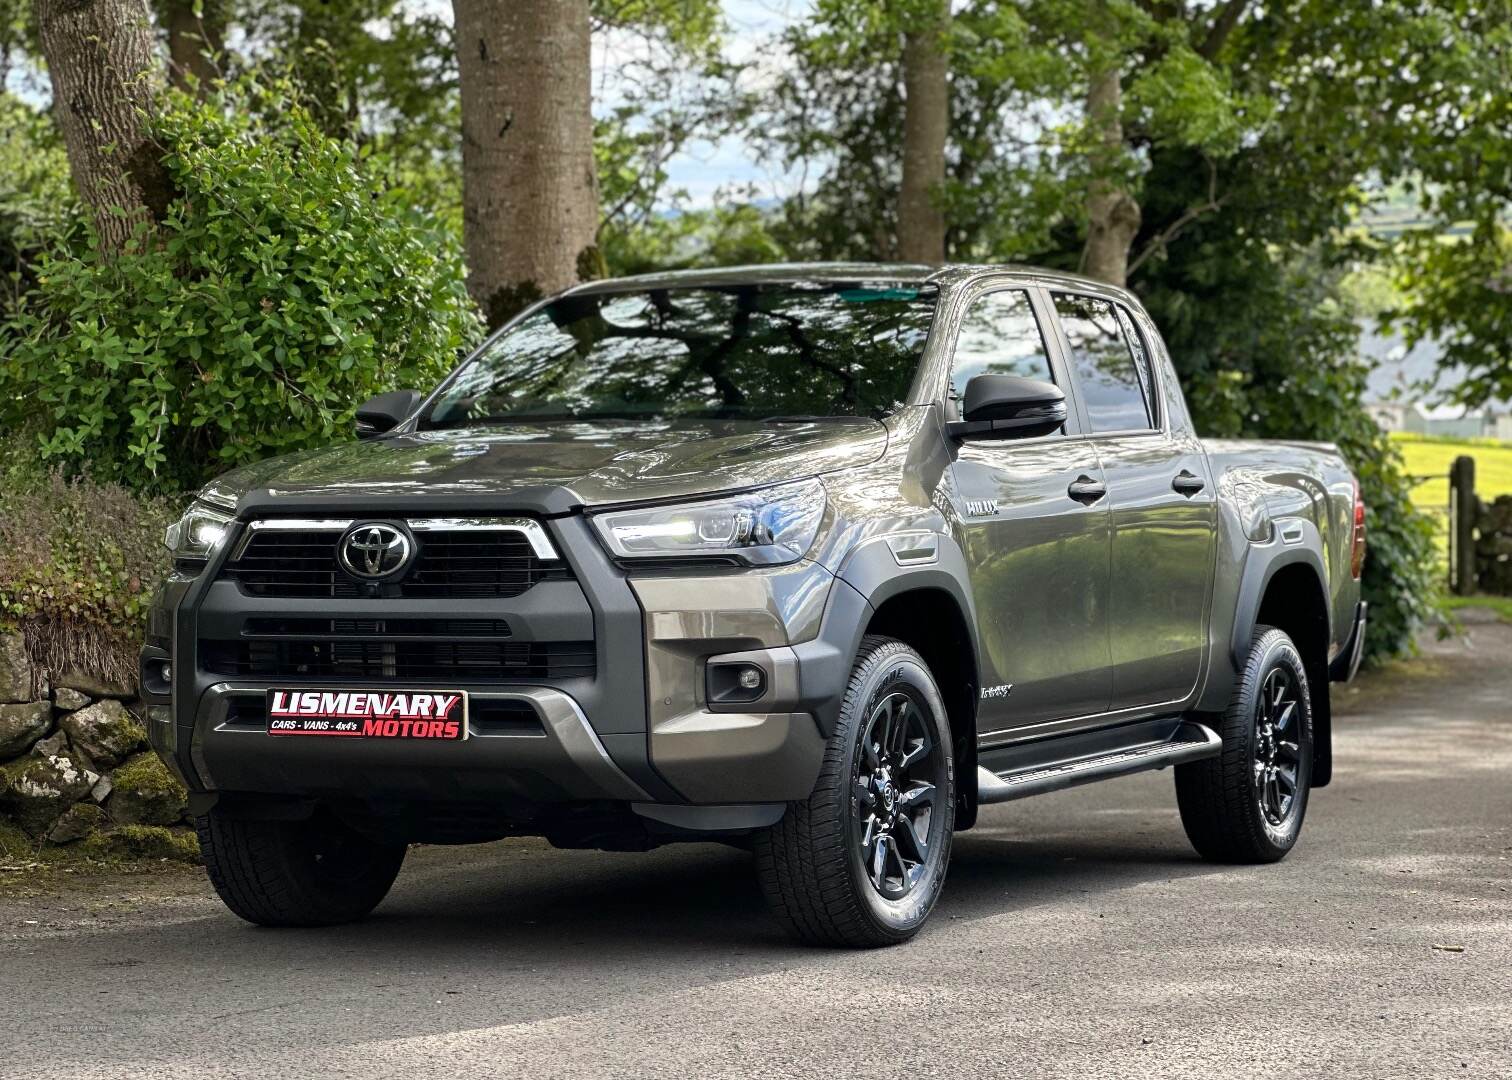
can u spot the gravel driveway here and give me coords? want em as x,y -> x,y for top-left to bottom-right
2,619 -> 1509,1079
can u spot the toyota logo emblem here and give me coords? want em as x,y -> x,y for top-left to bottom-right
338,523 -> 413,580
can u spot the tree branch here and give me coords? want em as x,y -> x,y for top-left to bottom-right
1197,0 -> 1250,61
1128,157 -> 1227,278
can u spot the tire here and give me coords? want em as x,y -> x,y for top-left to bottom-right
1176,625 -> 1314,863
755,635 -> 955,947
197,806 -> 406,927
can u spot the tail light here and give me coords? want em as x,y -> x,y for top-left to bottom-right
1350,478 -> 1366,579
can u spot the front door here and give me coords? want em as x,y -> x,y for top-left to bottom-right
1047,292 -> 1217,710
945,288 -> 1112,736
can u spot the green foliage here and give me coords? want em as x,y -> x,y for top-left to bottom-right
1242,2 -> 1511,409
1440,593 -> 1512,623
1390,226 -> 1512,407
591,0 -> 723,56
3,76 -> 480,493
592,0 -> 748,259
0,93 -> 77,324
602,200 -> 788,276
1125,45 -> 1257,156
0,469 -> 176,687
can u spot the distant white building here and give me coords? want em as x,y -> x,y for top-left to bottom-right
1364,400 -> 1512,440
1361,325 -> 1511,440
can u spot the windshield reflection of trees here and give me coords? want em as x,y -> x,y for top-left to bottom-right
434,284 -> 936,425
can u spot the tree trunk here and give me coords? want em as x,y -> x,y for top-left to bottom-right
897,0 -> 949,264
162,0 -> 224,95
34,0 -> 171,255
1080,63 -> 1142,288
452,0 -> 600,330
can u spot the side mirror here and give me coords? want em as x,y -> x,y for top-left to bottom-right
355,389 -> 421,438
946,375 -> 1067,441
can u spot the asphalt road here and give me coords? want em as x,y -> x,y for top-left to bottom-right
3,620 -> 1510,1080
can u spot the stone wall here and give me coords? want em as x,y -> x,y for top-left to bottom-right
0,632 -> 195,860
1475,495 -> 1512,596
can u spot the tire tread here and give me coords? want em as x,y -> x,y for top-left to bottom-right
1175,626 -> 1311,863
755,635 -> 952,947
197,810 -> 404,927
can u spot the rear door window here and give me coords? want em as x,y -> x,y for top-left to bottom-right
949,290 -> 1057,420
1052,293 -> 1157,433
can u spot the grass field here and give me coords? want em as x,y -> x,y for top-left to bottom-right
1441,593 -> 1512,623
1390,433 -> 1512,586
1392,432 -> 1512,516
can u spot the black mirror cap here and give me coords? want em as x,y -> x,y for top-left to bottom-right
355,389 -> 422,438
949,374 -> 1067,441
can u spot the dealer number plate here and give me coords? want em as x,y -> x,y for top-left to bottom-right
266,689 -> 469,741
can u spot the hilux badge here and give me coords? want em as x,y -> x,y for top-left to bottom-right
339,523 -> 412,579
965,499 -> 1001,517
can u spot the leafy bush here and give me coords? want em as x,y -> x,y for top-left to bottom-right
0,470 -> 176,688
0,93 -> 78,327
3,76 -> 481,494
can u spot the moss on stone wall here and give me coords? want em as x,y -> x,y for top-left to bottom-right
0,817 -> 34,859
108,752 -> 188,826
80,824 -> 199,864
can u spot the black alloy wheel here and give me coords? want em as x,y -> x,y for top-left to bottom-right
1254,665 -> 1304,828
1176,625 -> 1314,863
756,635 -> 955,947
852,687 -> 945,901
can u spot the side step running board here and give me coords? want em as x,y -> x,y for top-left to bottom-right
977,721 -> 1222,805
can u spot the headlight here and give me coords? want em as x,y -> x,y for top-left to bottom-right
163,501 -> 234,571
591,479 -> 826,566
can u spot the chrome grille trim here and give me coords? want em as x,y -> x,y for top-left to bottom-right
230,517 -> 559,562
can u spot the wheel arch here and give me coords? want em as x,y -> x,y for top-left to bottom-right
835,534 -> 983,829
1228,533 -> 1334,788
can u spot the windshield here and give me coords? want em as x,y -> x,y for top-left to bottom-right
422,281 -> 938,427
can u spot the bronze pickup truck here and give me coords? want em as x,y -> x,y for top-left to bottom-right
145,263 -> 1367,947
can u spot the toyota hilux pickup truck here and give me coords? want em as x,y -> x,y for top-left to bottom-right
144,263 -> 1368,947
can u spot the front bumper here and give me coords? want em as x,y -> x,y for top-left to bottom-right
143,509 -> 860,819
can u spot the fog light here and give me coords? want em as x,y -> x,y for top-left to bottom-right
161,662 -> 172,683
706,660 -> 767,704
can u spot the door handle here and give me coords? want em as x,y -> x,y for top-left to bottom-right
1067,475 -> 1107,504
1172,470 -> 1206,497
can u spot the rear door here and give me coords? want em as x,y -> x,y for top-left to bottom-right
1047,291 -> 1217,711
946,287 -> 1112,736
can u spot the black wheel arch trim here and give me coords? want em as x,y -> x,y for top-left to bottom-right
803,534 -> 982,826
1226,522 -> 1332,674
795,535 -> 982,738
1216,522 -> 1335,789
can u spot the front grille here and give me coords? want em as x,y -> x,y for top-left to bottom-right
244,618 -> 513,638
202,638 -> 596,682
222,523 -> 570,599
